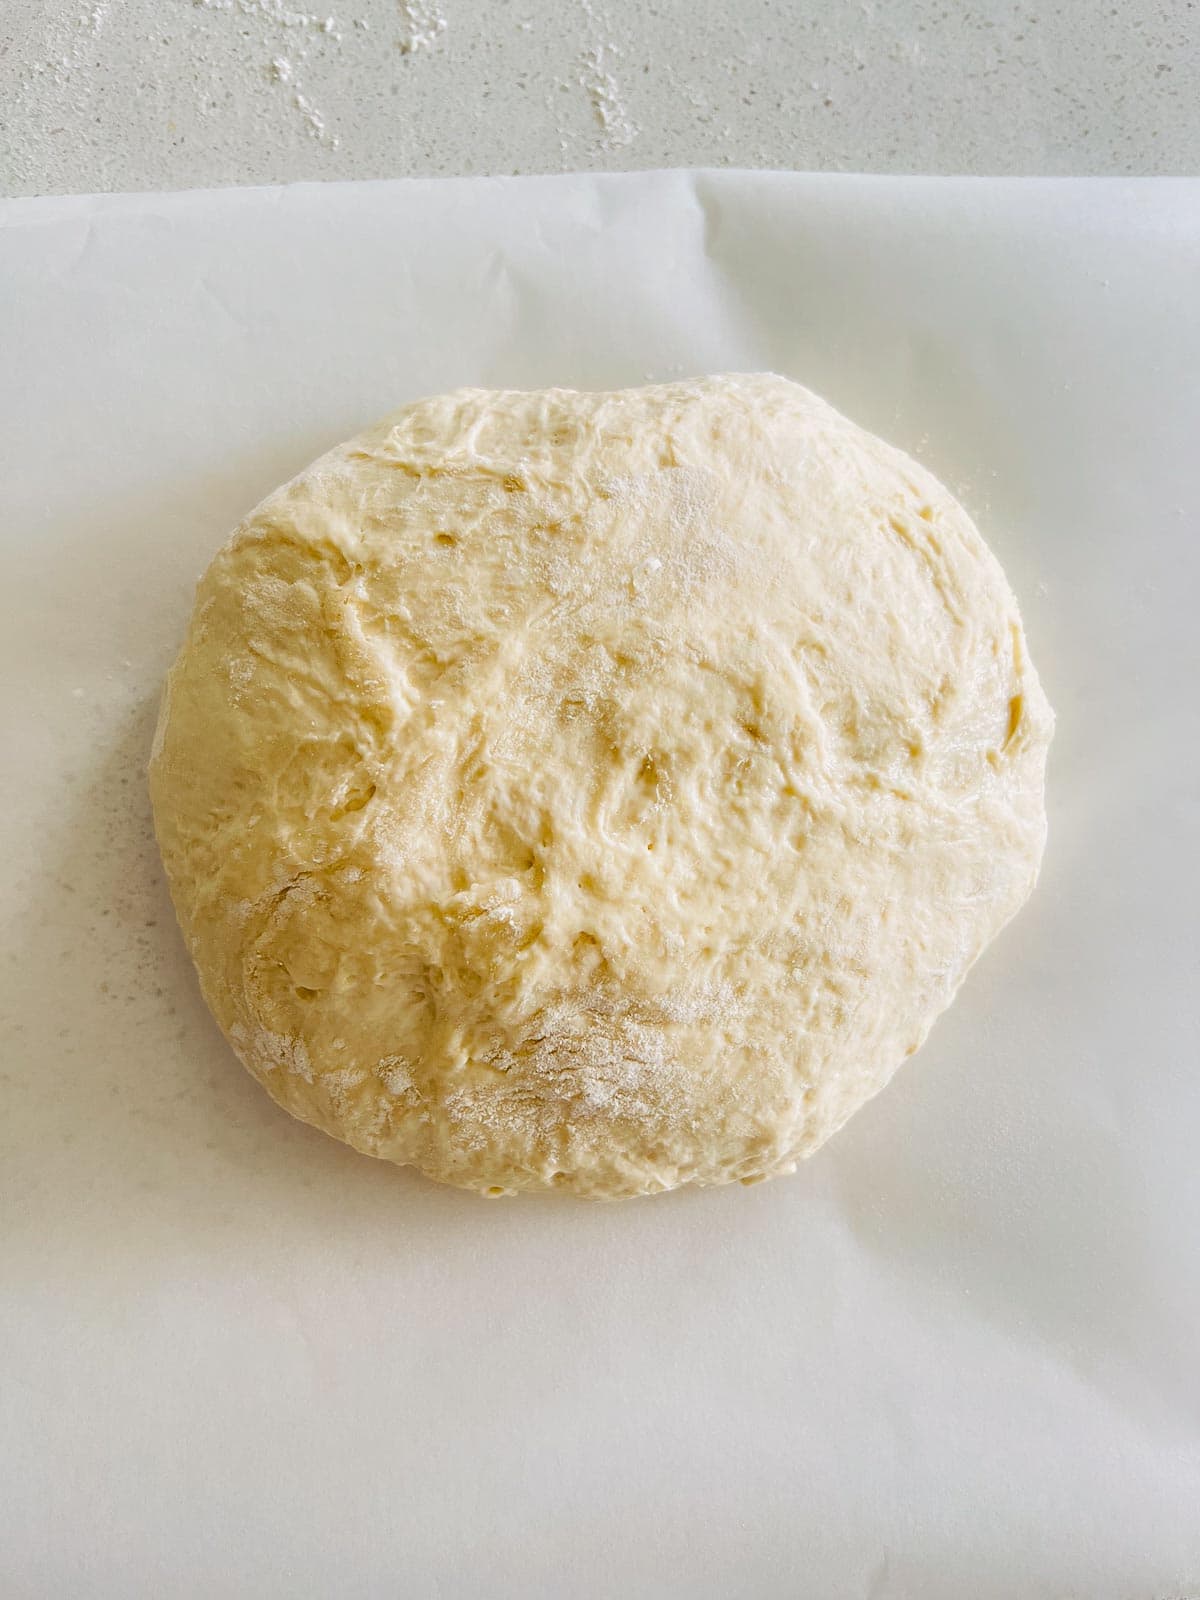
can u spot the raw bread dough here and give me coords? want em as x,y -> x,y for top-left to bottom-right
150,375 -> 1053,1198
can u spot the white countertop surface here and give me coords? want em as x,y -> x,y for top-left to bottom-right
2,0 -> 1198,197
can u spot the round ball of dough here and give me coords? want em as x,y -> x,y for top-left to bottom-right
150,375 -> 1052,1199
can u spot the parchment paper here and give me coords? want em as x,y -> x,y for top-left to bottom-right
2,172 -> 1198,1599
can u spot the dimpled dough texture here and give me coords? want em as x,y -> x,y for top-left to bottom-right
150,375 -> 1052,1199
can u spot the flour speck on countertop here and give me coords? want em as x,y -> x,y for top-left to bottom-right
294,88 -> 337,144
396,0 -> 448,55
548,0 -> 640,158
574,0 -> 639,150
578,42 -> 638,149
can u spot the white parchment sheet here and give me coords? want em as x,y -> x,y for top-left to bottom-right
2,173 -> 1198,1598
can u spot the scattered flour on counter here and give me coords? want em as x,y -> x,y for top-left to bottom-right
187,0 -> 450,143
294,88 -> 337,143
555,0 -> 639,154
191,0 -> 347,142
193,0 -> 331,26
396,0 -> 448,54
579,42 -> 638,148
0,0 -> 112,184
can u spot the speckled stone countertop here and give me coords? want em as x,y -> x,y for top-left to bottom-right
1,0 -> 1197,196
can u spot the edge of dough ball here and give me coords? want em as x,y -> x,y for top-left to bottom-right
149,374 -> 1053,1199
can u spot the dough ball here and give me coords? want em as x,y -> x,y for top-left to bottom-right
149,375 -> 1052,1198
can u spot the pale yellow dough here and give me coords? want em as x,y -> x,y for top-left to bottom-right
150,375 -> 1052,1198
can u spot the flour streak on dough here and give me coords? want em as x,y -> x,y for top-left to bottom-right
149,374 -> 1053,1198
